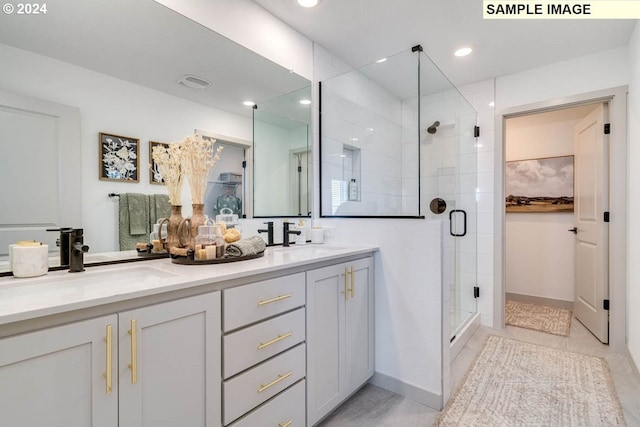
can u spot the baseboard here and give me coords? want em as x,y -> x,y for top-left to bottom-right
506,292 -> 574,310
369,371 -> 442,410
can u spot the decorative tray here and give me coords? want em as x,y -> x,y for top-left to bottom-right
136,244 -> 169,258
170,250 -> 265,265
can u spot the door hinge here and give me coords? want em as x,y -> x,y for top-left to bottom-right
473,286 -> 480,299
604,123 -> 610,134
604,211 -> 610,223
603,299 -> 610,310
242,160 -> 247,168
474,126 -> 480,138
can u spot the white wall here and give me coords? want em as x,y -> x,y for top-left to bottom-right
505,106 -> 596,302
0,44 -> 252,253
627,21 -> 640,372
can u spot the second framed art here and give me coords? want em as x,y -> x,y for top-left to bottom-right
505,155 -> 574,213
149,141 -> 170,184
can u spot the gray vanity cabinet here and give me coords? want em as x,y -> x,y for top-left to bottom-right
0,314 -> 119,427
118,293 -> 221,427
306,257 -> 375,426
0,293 -> 221,427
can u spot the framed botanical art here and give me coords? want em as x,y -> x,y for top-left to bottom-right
505,155 -> 574,213
149,141 -> 170,184
99,132 -> 139,182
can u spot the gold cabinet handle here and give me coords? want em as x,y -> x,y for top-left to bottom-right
279,421 -> 292,427
257,293 -> 292,306
350,265 -> 355,298
258,332 -> 293,350
104,324 -> 112,393
258,371 -> 292,393
128,319 -> 137,384
341,267 -> 349,301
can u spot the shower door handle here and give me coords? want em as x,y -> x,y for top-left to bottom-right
449,209 -> 467,237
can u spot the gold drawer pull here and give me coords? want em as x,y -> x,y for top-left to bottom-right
350,265 -> 355,298
258,332 -> 293,350
104,324 -> 113,393
257,293 -> 292,306
258,371 -> 293,393
279,421 -> 292,427
341,268 -> 348,301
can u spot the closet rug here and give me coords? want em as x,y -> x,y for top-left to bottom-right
505,299 -> 572,336
437,335 -> 626,426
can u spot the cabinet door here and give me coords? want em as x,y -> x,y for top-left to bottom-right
345,257 -> 374,392
119,292 -> 221,427
306,263 -> 347,426
0,315 -> 118,427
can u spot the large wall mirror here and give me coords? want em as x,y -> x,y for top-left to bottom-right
0,0 -> 311,272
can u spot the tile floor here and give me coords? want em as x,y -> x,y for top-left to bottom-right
319,317 -> 640,426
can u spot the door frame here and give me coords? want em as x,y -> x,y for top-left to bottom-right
494,86 -> 628,351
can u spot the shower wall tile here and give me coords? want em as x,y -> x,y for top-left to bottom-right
477,151 -> 494,173
477,172 -> 494,194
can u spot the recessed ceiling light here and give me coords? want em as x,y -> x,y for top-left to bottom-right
300,99 -> 311,105
454,47 -> 472,57
489,101 -> 495,107
376,58 -> 387,63
350,137 -> 358,142
298,0 -> 319,7
243,101 -> 255,107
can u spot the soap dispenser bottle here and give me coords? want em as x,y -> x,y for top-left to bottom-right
348,178 -> 358,201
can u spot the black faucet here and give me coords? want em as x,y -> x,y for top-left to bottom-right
69,228 -> 89,273
46,227 -> 74,267
282,221 -> 301,247
258,221 -> 275,246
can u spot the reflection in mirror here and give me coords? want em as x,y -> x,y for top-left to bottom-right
0,0 -> 311,273
320,49 -> 422,217
253,86 -> 312,217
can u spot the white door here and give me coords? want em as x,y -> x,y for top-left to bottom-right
119,293 -> 221,427
0,89 -> 81,258
0,315 -> 118,427
573,103 -> 609,343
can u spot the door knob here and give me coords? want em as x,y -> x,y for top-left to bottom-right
568,227 -> 577,234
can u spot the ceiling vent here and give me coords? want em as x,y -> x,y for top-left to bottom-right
177,75 -> 211,90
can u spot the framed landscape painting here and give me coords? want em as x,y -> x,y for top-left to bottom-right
505,155 -> 574,213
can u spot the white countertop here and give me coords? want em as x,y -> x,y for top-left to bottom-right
0,244 -> 377,326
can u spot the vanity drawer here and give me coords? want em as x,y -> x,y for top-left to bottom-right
223,273 -> 305,331
223,343 -> 305,425
229,379 -> 305,427
223,308 -> 305,379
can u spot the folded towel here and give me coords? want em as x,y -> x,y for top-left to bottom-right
225,236 -> 266,257
149,194 -> 171,231
118,193 -> 150,251
127,193 -> 149,235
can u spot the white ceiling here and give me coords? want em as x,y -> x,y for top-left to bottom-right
252,0 -> 636,87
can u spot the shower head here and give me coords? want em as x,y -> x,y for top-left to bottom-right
427,121 -> 440,134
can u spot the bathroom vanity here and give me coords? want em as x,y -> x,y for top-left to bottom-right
0,244 -> 376,427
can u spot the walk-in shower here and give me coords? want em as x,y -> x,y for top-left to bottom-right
318,45 -> 479,346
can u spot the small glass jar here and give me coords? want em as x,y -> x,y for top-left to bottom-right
213,225 -> 226,258
195,225 -> 216,260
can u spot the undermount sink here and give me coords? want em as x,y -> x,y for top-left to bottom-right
1,265 -> 175,291
270,245 -> 347,255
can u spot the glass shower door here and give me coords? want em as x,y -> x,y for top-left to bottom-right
419,51 -> 478,340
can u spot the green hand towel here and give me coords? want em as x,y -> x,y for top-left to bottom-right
225,236 -> 266,257
127,193 -> 149,235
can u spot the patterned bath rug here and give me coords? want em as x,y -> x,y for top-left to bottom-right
505,299 -> 572,336
437,335 -> 626,427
